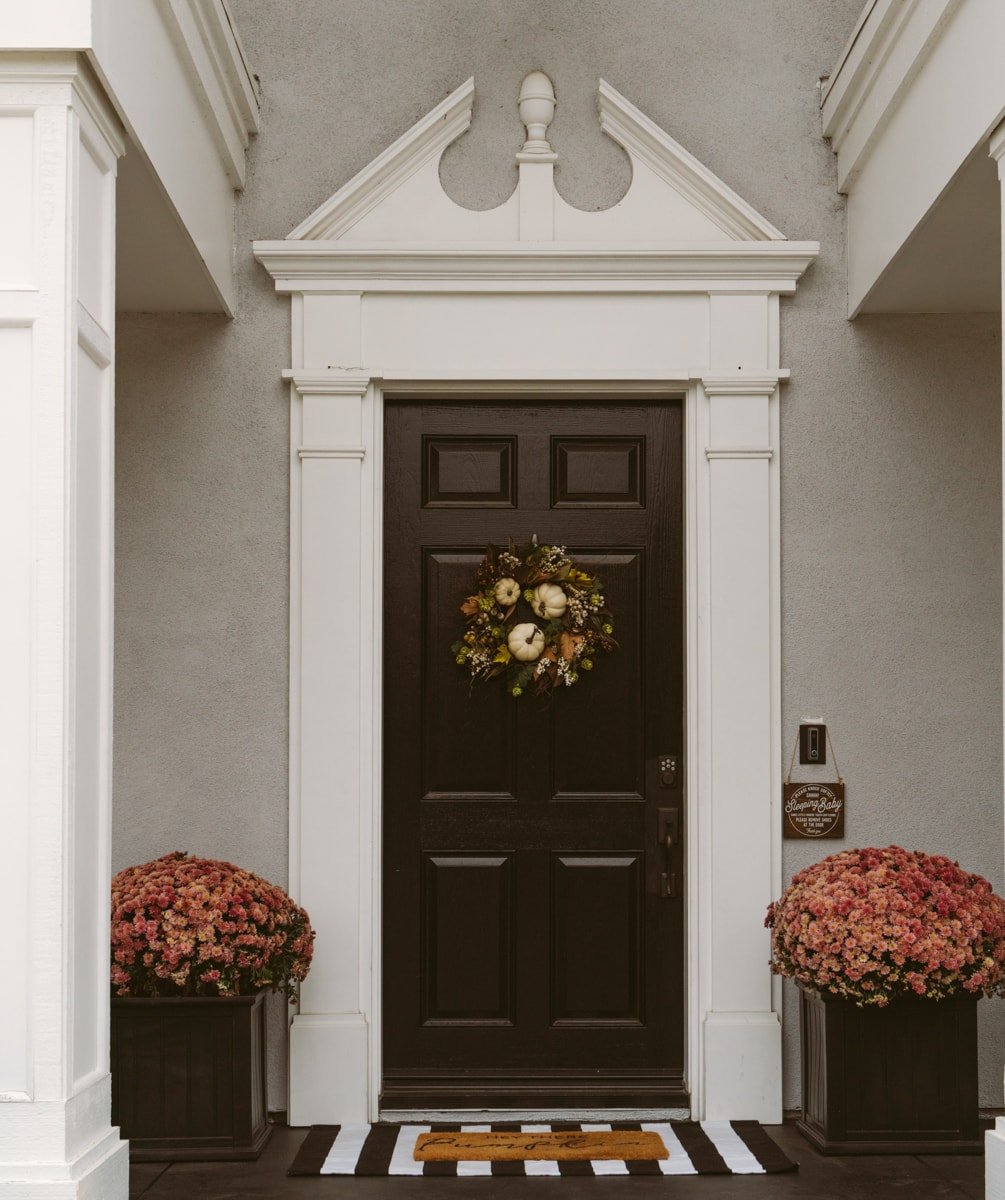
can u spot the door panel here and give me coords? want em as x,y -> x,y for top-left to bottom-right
422,855 -> 514,1024
551,854 -> 643,1023
383,400 -> 685,1109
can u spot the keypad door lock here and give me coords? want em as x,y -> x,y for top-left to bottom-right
658,754 -> 678,788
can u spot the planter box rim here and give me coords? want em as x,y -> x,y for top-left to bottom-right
799,985 -> 981,1005
112,992 -> 268,1007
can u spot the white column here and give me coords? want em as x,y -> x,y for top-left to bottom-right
699,374 -> 783,1123
985,122 -> 1005,1200
0,53 -> 128,1196
285,368 -> 374,1126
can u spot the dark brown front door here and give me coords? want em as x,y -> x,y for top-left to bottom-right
382,399 -> 685,1110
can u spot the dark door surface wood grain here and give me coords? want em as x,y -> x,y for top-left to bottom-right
382,400 -> 685,1109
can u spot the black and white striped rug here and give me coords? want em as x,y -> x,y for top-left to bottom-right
288,1121 -> 797,1177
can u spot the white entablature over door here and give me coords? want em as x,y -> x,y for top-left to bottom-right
254,72 -> 817,1126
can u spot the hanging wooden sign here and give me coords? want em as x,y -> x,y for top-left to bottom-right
783,724 -> 846,839
783,780 -> 845,840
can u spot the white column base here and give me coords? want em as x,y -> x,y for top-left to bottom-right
289,1013 -> 369,1126
0,1078 -> 128,1198
703,1012 -> 782,1123
987,1118 -> 1005,1200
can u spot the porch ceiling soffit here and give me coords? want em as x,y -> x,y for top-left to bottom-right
253,75 -> 819,292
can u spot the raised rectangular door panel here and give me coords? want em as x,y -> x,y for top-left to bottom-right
421,854 -> 514,1024
551,854 -> 643,1024
383,400 -> 685,1108
551,437 -> 645,508
423,437 -> 517,508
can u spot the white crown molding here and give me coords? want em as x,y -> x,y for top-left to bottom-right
598,80 -> 786,241
288,78 -> 475,240
0,53 -> 127,160
255,241 -> 819,290
701,376 -> 782,396
156,0 -> 261,188
283,369 -> 378,396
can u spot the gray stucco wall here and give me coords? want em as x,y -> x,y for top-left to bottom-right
114,0 -> 1004,1111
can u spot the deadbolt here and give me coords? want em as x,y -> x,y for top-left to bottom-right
658,754 -> 678,788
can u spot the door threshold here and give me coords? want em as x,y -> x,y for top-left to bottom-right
380,1108 -> 691,1124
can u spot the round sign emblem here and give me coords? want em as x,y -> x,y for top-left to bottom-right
783,782 -> 844,839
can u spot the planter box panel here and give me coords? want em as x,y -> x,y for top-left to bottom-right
798,989 -> 980,1155
111,993 -> 271,1162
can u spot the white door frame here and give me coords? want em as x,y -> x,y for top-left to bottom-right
274,361 -> 787,1127
366,377 -> 695,1118
254,72 -> 816,1127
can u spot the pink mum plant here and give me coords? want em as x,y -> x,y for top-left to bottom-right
765,846 -> 1005,1006
111,852 -> 315,999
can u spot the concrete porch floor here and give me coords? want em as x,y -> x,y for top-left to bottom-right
129,1121 -> 986,1199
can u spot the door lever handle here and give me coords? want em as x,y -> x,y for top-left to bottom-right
657,807 -> 680,900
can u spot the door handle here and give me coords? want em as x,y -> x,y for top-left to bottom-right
658,807 -> 679,899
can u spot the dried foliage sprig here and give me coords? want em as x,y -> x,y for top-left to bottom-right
766,845 -> 1005,1006
452,540 -> 618,697
111,852 -> 315,1000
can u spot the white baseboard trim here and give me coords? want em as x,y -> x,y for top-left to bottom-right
986,1119 -> 1005,1200
703,1012 -> 782,1124
289,1012 -> 369,1126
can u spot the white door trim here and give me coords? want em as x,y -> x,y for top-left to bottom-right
277,360 -> 788,1125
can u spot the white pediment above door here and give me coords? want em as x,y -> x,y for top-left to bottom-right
283,72 -> 787,245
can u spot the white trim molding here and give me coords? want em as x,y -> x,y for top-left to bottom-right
155,0 -> 261,188
984,118 -> 1005,1200
821,0 -> 1005,315
255,73 -> 817,1128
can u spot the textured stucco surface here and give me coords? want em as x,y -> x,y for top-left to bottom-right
114,0 -> 1004,1111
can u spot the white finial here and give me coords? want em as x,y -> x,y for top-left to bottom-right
518,71 -> 556,159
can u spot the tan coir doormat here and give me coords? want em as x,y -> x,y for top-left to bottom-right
414,1129 -> 667,1162
288,1121 -> 800,1177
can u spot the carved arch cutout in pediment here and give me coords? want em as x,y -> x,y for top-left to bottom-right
286,73 -> 787,245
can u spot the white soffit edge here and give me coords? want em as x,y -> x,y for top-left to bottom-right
276,76 -> 802,250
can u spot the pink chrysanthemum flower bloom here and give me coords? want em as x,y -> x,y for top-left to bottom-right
765,846 -> 1005,1007
111,852 -> 315,999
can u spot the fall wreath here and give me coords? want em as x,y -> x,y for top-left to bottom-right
452,540 -> 617,697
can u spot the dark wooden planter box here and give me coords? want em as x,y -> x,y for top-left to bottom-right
111,993 -> 272,1162
798,987 -> 980,1155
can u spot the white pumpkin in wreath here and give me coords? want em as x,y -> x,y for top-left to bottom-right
531,582 -> 568,620
508,623 -> 546,661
